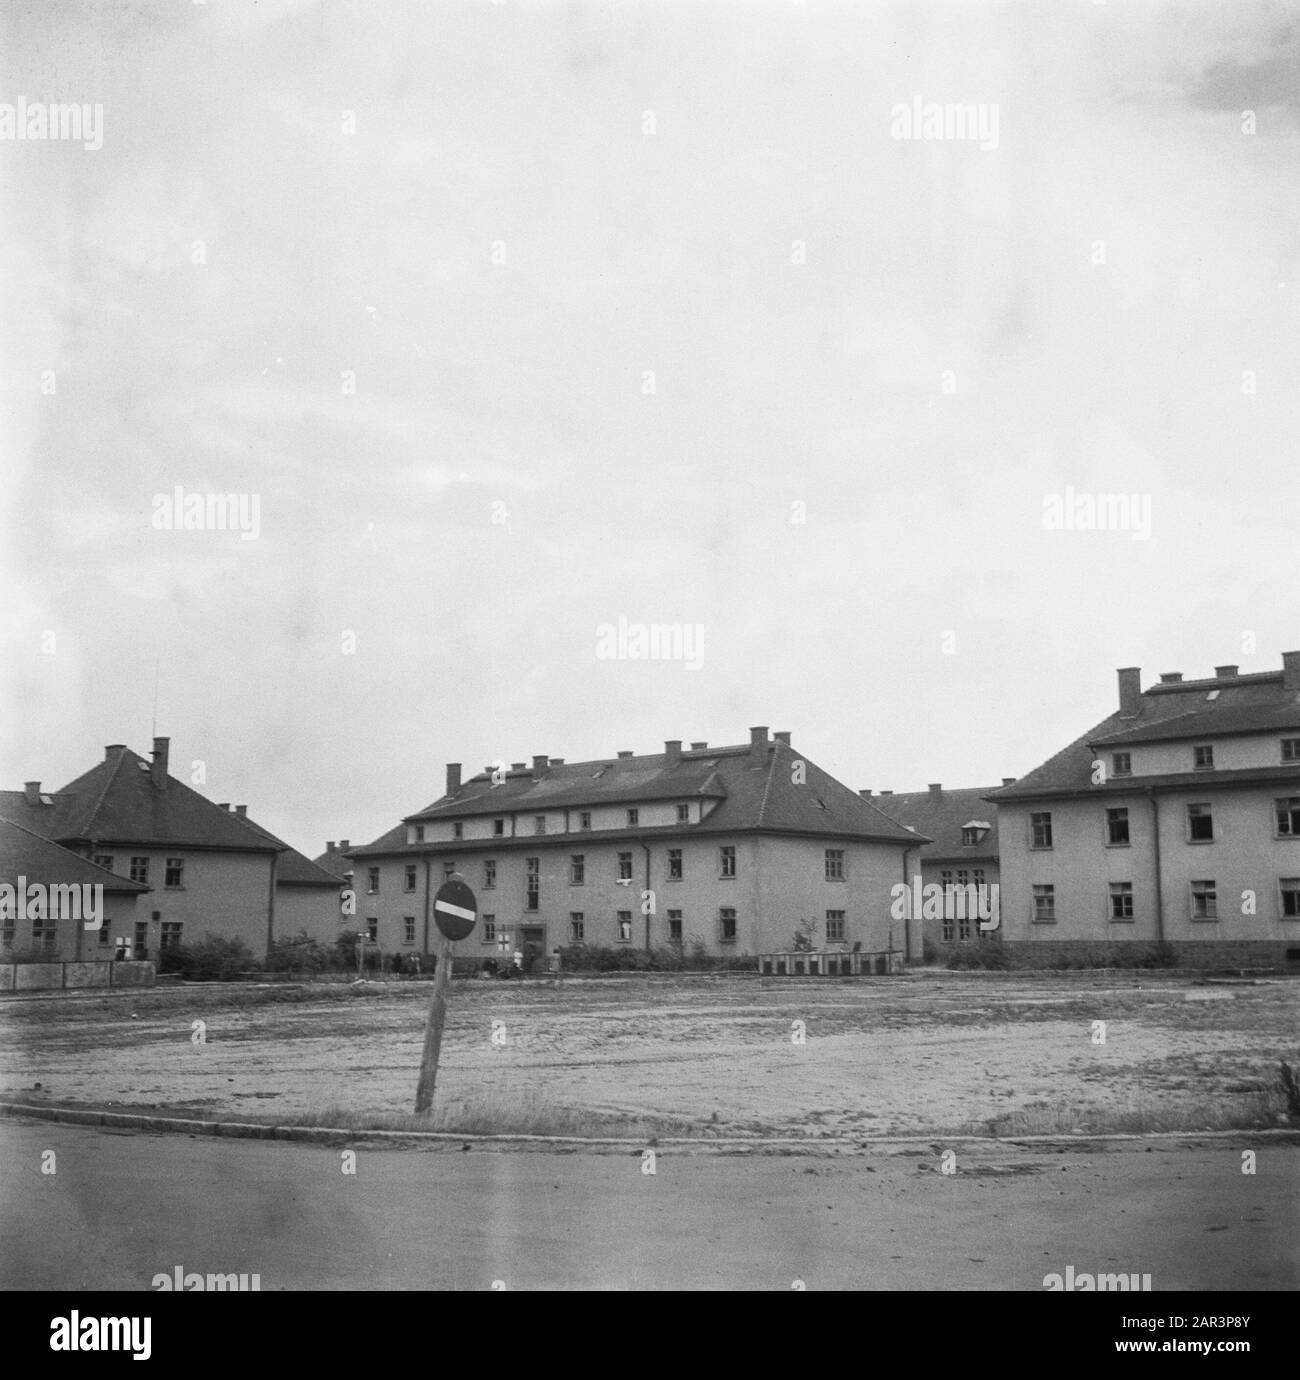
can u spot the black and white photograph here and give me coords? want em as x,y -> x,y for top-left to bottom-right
1,0 -> 1297,1330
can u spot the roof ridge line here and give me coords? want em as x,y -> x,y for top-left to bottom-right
756,742 -> 780,827
80,745 -> 129,837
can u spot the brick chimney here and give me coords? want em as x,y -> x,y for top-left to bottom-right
105,744 -> 124,760
1117,667 -> 1142,717
218,802 -> 230,810
1284,650 -> 1300,692
690,741 -> 708,750
326,841 -> 335,851
858,788 -> 872,798
532,754 -> 549,771
446,763 -> 461,796
23,781 -> 41,806
1214,664 -> 1239,678
550,758 -> 565,766
1002,776 -> 1016,787
234,804 -> 247,817
1159,672 -> 1183,684
928,783 -> 942,797
879,789 -> 894,796
616,750 -> 633,760
663,740 -> 682,765
151,736 -> 170,790
339,839 -> 349,850
511,763 -> 526,771
773,731 -> 791,746
749,726 -> 769,761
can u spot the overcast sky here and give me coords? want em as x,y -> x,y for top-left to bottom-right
2,0 -> 1297,855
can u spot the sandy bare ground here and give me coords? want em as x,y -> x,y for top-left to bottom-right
1,971 -> 1297,1136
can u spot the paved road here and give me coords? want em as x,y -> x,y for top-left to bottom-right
1,1121 -> 1295,1290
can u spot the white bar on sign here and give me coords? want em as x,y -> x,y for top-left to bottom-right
435,899 -> 476,922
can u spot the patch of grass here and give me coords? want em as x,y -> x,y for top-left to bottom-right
958,1085 -> 1290,1137
208,1091 -> 708,1140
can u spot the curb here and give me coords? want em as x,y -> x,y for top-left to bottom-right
3,1101 -> 1298,1152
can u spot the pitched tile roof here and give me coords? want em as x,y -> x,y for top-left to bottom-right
867,787 -> 1001,861
227,814 -> 345,887
8,747 -> 282,852
351,739 -> 926,856
311,843 -> 356,880
988,666 -> 1300,801
0,815 -> 150,892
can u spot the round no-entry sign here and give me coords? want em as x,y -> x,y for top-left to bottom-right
433,876 -> 477,941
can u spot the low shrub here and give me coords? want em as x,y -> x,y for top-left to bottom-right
156,934 -> 260,981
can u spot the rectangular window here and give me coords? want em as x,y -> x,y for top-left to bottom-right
93,854 -> 114,872
1191,879 -> 1218,920
160,921 -> 183,950
526,857 -> 540,911
1193,744 -> 1214,770
164,857 -> 184,889
617,911 -> 632,943
1280,879 -> 1300,919
1109,882 -> 1134,920
415,825 -> 425,843
1187,803 -> 1214,842
1282,739 -> 1300,763
98,918 -> 111,945
569,855 -> 585,885
534,816 -> 547,835
2,919 -> 16,949
134,920 -> 149,959
676,803 -> 689,824
30,919 -> 55,952
483,859 -> 496,889
482,915 -> 496,944
403,916 -> 416,944
940,869 -> 954,942
453,822 -> 463,840
569,913 -> 584,943
1111,752 -> 1132,777
1030,813 -> 1053,849
367,866 -> 379,893
367,918 -> 378,941
404,864 -> 417,892
668,848 -> 683,880
961,827 -> 978,846
493,818 -> 505,836
1276,797 -> 1300,837
129,856 -> 149,885
825,910 -> 845,942
955,873 -> 972,939
579,811 -> 591,831
718,907 -> 737,942
627,808 -> 639,828
617,851 -> 633,881
1032,884 -> 1056,923
720,846 -> 736,878
825,848 -> 845,881
1106,808 -> 1130,846
667,910 -> 682,940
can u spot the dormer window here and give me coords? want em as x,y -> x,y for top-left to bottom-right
627,808 -> 639,827
1111,753 -> 1132,777
1193,744 -> 1214,771
453,822 -> 464,840
1282,739 -> 1300,763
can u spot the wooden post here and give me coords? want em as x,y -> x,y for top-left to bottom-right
414,928 -> 453,1114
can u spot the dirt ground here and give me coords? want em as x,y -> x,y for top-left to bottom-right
2,970 -> 1297,1136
